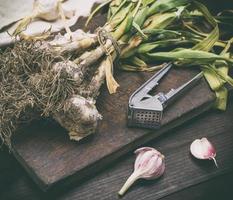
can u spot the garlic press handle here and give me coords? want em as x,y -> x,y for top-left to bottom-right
129,62 -> 172,106
142,62 -> 172,94
163,72 -> 203,108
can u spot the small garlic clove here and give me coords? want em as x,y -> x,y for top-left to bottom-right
190,137 -> 218,167
118,147 -> 165,196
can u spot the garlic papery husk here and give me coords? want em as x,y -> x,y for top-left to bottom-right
13,0 -> 74,36
33,0 -> 61,21
54,95 -> 102,141
190,137 -> 218,167
118,147 -> 165,196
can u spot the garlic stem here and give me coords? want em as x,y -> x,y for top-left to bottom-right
212,157 -> 218,168
58,0 -> 72,40
118,172 -> 140,196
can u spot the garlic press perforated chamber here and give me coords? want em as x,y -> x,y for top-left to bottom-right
127,62 -> 203,129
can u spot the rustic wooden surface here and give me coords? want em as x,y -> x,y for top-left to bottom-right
1,1 -> 233,199
11,66 -> 216,191
1,98 -> 233,200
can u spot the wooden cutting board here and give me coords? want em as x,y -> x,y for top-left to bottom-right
8,12 -> 218,191
11,66 -> 216,191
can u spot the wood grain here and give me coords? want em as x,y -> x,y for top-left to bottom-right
1,99 -> 233,200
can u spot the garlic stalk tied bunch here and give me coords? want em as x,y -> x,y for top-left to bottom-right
13,0 -> 74,38
190,137 -> 218,168
118,147 -> 165,196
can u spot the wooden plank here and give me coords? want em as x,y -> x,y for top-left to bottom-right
11,66 -> 216,191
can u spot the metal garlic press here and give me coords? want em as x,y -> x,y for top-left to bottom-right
127,62 -> 203,129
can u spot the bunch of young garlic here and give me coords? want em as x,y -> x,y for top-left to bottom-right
2,0 -> 233,144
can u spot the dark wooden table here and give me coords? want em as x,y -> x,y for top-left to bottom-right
1,96 -> 233,200
1,1 -> 233,199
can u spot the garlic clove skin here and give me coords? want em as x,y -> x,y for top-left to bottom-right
118,147 -> 165,196
190,137 -> 218,167
134,147 -> 165,180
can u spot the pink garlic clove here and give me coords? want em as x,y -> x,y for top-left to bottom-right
118,147 -> 165,196
190,137 -> 218,167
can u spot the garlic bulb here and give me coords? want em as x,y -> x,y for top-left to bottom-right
118,147 -> 165,196
54,95 -> 102,141
190,137 -> 218,167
